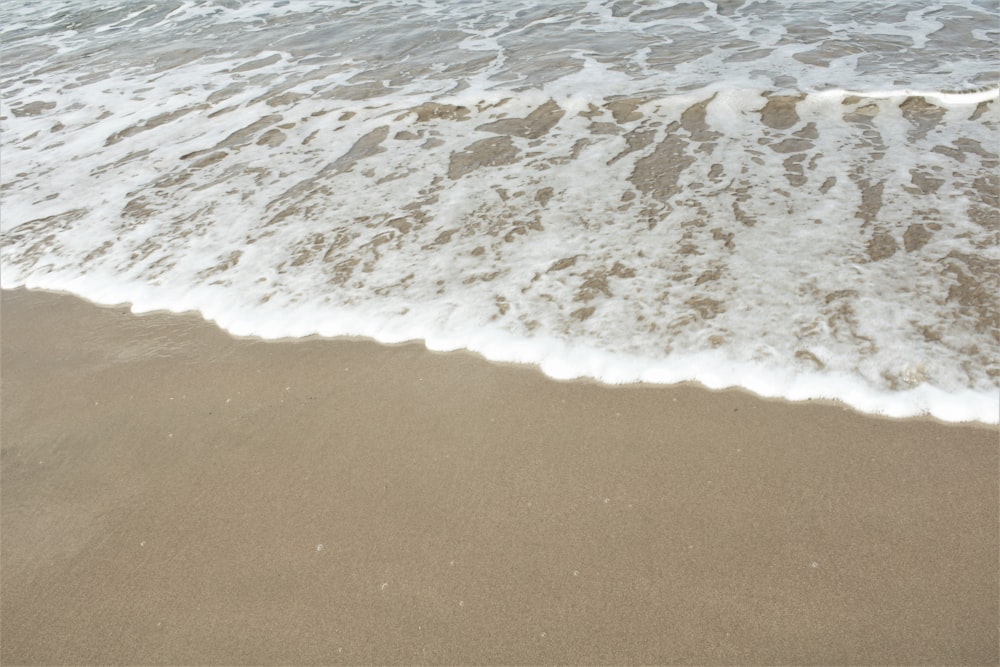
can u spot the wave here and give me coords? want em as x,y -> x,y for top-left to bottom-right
2,0 -> 998,424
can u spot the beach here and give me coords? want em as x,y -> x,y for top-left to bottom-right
2,1 -> 998,663
2,287 -> 996,665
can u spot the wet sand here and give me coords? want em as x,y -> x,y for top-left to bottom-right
1,287 -> 997,665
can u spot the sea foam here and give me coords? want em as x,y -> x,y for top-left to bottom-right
2,0 -> 998,424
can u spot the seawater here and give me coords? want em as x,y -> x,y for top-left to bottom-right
1,0 -> 997,423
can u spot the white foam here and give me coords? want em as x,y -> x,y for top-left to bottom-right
2,0 -> 998,425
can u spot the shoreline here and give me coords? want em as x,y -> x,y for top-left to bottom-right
4,285 -> 995,427
2,287 -> 997,664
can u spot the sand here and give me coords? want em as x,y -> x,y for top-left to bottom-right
1,287 -> 997,665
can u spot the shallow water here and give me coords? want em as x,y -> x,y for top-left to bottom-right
2,0 -> 998,422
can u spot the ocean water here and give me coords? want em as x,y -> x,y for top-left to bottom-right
1,0 -> 997,423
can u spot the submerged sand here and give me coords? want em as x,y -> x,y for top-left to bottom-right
1,287 -> 997,665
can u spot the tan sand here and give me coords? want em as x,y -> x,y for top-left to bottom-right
1,287 -> 997,665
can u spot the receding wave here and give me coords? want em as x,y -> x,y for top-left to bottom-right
2,0 -> 998,423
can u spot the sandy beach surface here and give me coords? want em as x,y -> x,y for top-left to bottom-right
1,287 -> 997,665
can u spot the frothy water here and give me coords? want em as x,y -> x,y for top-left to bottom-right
2,0 -> 998,423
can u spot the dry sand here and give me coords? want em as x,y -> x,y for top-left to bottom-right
1,287 -> 997,665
